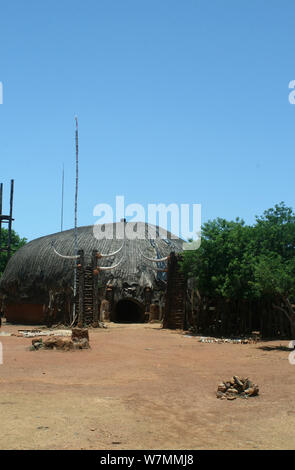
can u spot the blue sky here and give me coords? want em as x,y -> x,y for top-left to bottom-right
0,0 -> 295,241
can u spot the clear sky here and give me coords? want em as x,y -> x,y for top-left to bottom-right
0,0 -> 295,241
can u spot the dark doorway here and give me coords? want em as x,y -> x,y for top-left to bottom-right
114,299 -> 144,323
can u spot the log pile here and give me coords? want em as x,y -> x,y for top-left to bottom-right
30,328 -> 90,351
216,376 -> 259,400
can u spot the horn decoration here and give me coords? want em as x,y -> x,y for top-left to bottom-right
52,246 -> 80,260
97,241 -> 125,259
139,248 -> 169,263
98,256 -> 124,271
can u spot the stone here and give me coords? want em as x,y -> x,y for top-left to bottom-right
217,376 -> 259,400
44,336 -> 74,351
243,379 -> 253,390
217,383 -> 227,393
73,338 -> 90,350
32,337 -> 43,346
234,376 -> 243,387
245,386 -> 259,397
72,328 -> 89,342
31,337 -> 44,350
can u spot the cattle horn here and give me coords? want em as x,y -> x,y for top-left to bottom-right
98,256 -> 124,271
97,241 -> 125,259
139,248 -> 169,263
52,244 -> 80,260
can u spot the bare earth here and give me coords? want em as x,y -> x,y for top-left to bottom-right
0,322 -> 295,450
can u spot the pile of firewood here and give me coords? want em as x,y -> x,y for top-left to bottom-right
216,376 -> 259,400
30,328 -> 90,351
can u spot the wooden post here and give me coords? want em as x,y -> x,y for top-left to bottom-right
163,252 -> 186,329
92,249 -> 99,327
77,249 -> 84,327
0,183 -> 3,251
7,179 -> 14,260
144,287 -> 152,313
106,286 -> 114,321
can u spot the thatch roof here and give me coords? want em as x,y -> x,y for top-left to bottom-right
0,222 -> 183,302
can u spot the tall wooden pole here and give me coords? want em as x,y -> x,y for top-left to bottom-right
60,164 -> 64,232
0,183 -> 3,251
75,117 -> 78,248
7,179 -> 14,260
72,117 -> 79,324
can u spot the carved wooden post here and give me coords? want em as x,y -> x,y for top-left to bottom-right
77,249 -> 84,327
144,287 -> 152,313
92,249 -> 99,327
100,299 -> 110,322
163,252 -> 186,329
105,286 -> 114,321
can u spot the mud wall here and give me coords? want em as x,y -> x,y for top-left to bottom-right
5,303 -> 44,324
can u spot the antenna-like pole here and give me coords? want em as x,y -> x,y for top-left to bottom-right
60,164 -> 64,232
72,117 -> 79,324
0,183 -> 3,251
74,117 -> 78,246
7,179 -> 14,260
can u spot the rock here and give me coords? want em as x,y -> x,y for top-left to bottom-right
44,336 -> 74,351
32,337 -> 43,346
234,376 -> 243,387
217,376 -> 259,400
245,386 -> 259,397
217,383 -> 227,393
72,328 -> 89,342
243,379 -> 253,390
31,338 -> 44,350
73,338 -> 90,350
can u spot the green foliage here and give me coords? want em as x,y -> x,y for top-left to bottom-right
181,202 -> 295,303
252,254 -> 295,298
0,228 -> 27,277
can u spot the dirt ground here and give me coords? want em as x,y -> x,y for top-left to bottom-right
0,322 -> 295,450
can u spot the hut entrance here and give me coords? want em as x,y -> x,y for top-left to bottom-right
114,299 -> 144,323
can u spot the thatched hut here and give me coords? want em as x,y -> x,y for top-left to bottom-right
0,221 -> 183,325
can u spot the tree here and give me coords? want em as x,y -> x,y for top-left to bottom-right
180,202 -> 295,338
0,228 -> 27,277
250,203 -> 295,337
181,217 -> 254,299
